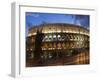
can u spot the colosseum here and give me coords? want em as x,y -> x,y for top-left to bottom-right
26,23 -> 89,67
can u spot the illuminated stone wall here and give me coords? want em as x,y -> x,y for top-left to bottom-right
26,23 -> 89,66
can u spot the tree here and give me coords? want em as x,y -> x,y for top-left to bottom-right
34,30 -> 44,64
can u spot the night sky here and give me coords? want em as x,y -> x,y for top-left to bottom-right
26,12 -> 90,36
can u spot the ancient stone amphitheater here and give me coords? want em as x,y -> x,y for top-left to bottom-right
26,23 -> 89,67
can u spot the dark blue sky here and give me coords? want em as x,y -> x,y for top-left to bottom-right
26,12 -> 89,36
